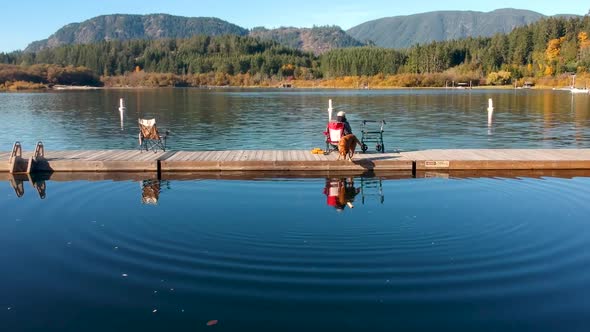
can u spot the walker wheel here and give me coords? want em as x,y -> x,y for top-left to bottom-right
361,143 -> 368,153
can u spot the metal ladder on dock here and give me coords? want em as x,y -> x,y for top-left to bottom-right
8,141 -> 46,174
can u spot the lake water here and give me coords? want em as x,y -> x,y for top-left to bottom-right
1,89 -> 590,331
1,174 -> 590,331
0,88 -> 588,151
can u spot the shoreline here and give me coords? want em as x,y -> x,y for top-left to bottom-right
89,84 -> 588,91
1,81 -> 585,92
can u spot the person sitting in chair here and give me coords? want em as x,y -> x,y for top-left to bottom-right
336,111 -> 353,136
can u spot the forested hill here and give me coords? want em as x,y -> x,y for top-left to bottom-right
249,26 -> 364,54
25,14 -> 249,52
4,15 -> 590,89
347,8 -> 549,48
24,9 -> 580,54
25,14 -> 363,55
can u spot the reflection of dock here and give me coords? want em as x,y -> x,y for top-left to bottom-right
2,149 -> 590,175
4,169 -> 590,200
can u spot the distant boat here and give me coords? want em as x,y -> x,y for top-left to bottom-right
564,74 -> 589,94
570,87 -> 589,94
455,82 -> 472,89
552,87 -> 589,93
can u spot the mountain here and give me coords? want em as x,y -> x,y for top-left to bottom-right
24,9 -> 580,54
25,14 -> 249,52
249,26 -> 364,55
347,8 -> 548,48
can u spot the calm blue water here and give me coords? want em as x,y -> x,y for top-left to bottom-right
1,88 -> 589,331
0,88 -> 589,151
1,175 -> 590,331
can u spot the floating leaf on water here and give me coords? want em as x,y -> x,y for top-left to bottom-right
206,320 -> 218,326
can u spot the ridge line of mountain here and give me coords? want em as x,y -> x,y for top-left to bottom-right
24,9 -> 581,53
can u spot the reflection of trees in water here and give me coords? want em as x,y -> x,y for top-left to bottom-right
7,89 -> 590,151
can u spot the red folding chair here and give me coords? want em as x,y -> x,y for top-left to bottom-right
324,121 -> 344,152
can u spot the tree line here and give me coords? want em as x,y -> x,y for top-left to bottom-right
1,15 -> 590,88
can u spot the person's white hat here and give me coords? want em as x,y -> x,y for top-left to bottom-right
337,111 -> 346,117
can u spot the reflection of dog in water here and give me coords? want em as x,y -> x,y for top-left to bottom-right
324,178 -> 360,211
337,178 -> 360,210
337,134 -> 362,161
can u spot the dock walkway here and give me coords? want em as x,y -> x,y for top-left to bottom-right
2,149 -> 590,173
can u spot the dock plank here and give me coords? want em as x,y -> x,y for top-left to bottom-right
186,150 -> 206,161
2,149 -> 590,173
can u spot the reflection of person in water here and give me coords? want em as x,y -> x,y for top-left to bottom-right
324,178 -> 360,211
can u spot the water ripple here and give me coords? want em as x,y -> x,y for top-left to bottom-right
12,176 -> 587,310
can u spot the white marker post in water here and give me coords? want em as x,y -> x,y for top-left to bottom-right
487,98 -> 494,125
118,98 -> 126,130
328,99 -> 333,122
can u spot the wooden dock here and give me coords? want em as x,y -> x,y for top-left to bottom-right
2,149 -> 590,174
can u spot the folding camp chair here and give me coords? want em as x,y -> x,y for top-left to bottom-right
138,118 -> 168,152
324,121 -> 344,152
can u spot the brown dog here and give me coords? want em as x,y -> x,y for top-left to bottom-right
337,134 -> 362,161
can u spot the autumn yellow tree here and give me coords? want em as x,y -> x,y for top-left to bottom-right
578,32 -> 590,49
546,37 -> 564,61
280,63 -> 295,77
579,32 -> 590,70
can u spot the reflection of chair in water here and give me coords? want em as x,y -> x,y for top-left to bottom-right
141,179 -> 170,205
323,178 -> 360,211
360,177 -> 384,204
138,118 -> 168,152
141,179 -> 160,204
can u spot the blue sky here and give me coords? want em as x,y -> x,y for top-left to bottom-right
1,0 -> 587,52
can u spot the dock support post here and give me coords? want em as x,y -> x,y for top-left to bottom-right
156,159 -> 162,180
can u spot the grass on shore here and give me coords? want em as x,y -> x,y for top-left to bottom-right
2,73 -> 590,91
